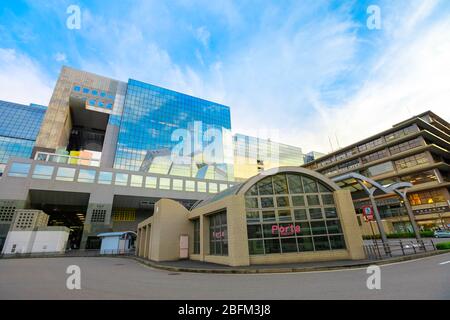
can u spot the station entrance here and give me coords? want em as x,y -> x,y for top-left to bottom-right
29,190 -> 90,249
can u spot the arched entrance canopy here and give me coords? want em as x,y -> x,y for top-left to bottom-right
332,172 -> 421,246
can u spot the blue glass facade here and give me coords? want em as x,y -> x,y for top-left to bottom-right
113,79 -> 233,180
0,100 -> 46,175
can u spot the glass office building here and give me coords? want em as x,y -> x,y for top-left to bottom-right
233,133 -> 305,181
114,79 -> 233,181
0,100 -> 46,175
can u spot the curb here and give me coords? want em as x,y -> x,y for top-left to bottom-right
131,250 -> 450,274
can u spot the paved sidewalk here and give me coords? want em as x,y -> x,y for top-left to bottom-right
132,249 -> 450,274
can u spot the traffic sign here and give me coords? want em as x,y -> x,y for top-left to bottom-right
362,205 -> 374,221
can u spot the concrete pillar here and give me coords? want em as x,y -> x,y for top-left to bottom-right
226,196 -> 250,266
200,214 -> 209,261
136,228 -> 141,257
80,191 -> 114,249
333,190 -> 366,260
145,226 -> 151,259
142,227 -> 148,258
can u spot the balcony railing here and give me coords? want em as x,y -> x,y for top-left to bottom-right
35,152 -> 100,167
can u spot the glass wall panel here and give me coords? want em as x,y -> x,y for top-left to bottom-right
113,79 -> 233,181
8,162 -> 31,177
130,175 -> 143,187
185,180 -> 196,192
32,165 -> 54,180
145,176 -> 157,188
173,179 -> 183,191
209,210 -> 228,256
159,177 -> 171,189
115,173 -> 129,186
55,167 -> 76,181
78,169 -> 96,183
245,172 -> 346,255
98,171 -> 113,184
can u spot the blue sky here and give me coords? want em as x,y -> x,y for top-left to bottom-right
1,0 -> 450,153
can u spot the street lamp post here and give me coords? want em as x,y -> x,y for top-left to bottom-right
395,189 -> 424,250
359,182 -> 391,256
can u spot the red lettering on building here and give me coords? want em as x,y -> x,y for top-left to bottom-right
271,224 -> 301,236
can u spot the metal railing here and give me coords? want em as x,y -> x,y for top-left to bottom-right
363,239 -> 436,260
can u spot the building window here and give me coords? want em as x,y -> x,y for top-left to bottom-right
384,125 -> 416,142
8,162 -> 31,177
32,165 -> 54,180
55,167 -> 76,181
78,169 -> 96,183
208,182 -> 218,193
245,172 -> 346,255
115,173 -> 129,186
399,170 -> 438,185
159,177 -> 171,190
357,137 -> 385,153
98,171 -> 113,184
394,152 -> 429,171
193,219 -> 200,254
173,179 -> 183,191
130,175 -> 143,187
185,180 -> 196,192
197,181 -> 207,192
209,210 -> 228,256
389,137 -> 422,155
145,176 -> 157,188
408,189 -> 446,206
361,149 -> 388,164
362,161 -> 394,177
112,209 -> 136,221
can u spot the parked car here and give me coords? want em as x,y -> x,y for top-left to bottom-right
434,230 -> 450,238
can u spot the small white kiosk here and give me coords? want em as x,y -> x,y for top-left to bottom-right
97,231 -> 136,254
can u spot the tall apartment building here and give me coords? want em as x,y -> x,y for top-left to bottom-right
303,111 -> 450,233
0,100 -> 46,176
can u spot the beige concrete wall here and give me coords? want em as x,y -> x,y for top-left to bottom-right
188,195 -> 251,266
137,199 -> 192,262
35,66 -> 121,151
333,190 -> 366,260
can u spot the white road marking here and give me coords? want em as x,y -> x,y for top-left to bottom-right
439,261 -> 450,265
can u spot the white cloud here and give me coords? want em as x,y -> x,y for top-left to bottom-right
54,52 -> 67,63
292,1 -> 450,153
195,26 -> 211,48
0,48 -> 53,106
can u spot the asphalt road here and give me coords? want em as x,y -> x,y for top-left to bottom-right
0,253 -> 449,299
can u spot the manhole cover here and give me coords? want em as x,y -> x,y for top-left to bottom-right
168,272 -> 180,275
114,263 -> 125,266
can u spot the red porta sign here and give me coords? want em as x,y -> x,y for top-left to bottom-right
362,205 -> 374,221
212,230 -> 225,239
272,224 -> 301,236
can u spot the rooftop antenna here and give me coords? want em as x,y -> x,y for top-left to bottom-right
335,132 -> 341,150
328,135 -> 334,153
